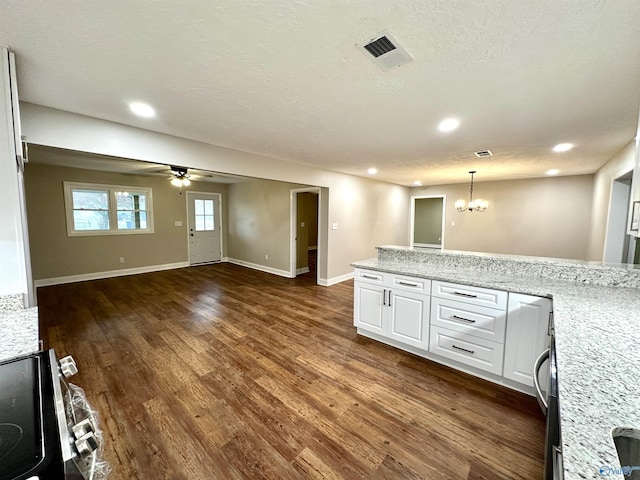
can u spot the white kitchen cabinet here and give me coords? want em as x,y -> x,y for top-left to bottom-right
353,268 -> 553,395
430,297 -> 506,343
429,325 -> 505,375
503,293 -> 552,387
387,288 -> 430,349
353,269 -> 430,349
430,281 -> 507,374
354,280 -> 386,335
432,280 -> 508,310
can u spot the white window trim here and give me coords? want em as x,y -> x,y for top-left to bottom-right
63,181 -> 154,237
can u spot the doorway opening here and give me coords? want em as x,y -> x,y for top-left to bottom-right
603,170 -> 636,264
410,195 -> 446,249
290,187 -> 321,283
186,192 -> 223,265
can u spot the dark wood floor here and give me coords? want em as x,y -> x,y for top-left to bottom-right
38,264 -> 545,480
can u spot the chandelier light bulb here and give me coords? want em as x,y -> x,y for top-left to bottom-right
456,171 -> 488,212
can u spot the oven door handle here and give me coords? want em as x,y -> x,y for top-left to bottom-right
534,348 -> 550,416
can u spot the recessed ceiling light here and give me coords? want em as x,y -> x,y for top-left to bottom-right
552,143 -> 573,153
414,180 -> 422,186
438,118 -> 460,132
546,169 -> 560,176
368,167 -> 378,175
129,102 -> 155,118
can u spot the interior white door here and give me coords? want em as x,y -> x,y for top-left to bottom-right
188,194 -> 221,264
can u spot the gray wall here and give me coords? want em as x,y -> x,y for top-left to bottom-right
414,197 -> 443,245
412,175 -> 594,260
24,163 -> 227,280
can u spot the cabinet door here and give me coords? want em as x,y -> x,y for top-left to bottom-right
503,293 -> 552,387
354,281 -> 386,335
387,289 -> 430,349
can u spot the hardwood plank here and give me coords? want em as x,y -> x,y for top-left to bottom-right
37,263 -> 545,479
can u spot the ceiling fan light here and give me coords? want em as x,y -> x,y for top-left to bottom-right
182,178 -> 191,186
171,177 -> 182,187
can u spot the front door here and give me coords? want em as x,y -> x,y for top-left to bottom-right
187,193 -> 221,264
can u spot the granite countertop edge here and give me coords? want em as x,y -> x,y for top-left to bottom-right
0,306 -> 40,363
352,257 -> 640,480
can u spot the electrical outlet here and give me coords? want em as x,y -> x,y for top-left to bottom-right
119,257 -> 125,263
265,254 -> 269,260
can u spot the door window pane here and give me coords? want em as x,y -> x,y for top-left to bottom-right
194,199 -> 215,231
195,199 -> 204,215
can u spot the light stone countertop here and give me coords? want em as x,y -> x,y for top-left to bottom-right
0,294 -> 39,363
352,252 -> 640,480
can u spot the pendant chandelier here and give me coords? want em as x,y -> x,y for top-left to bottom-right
455,170 -> 488,212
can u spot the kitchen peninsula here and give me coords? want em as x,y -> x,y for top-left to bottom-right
352,246 -> 640,480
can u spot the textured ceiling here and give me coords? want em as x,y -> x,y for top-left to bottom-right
1,0 -> 639,186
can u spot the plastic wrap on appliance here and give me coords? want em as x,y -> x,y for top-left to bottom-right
67,383 -> 112,479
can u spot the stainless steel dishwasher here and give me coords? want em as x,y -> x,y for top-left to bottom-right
534,332 -> 563,480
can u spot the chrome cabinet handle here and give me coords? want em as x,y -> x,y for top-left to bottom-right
451,315 -> 476,324
398,281 -> 418,287
388,290 -> 392,306
452,344 -> 474,355
533,348 -> 550,415
362,274 -> 378,280
453,291 -> 477,298
383,289 -> 386,306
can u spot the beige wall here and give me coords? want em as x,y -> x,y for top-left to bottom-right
24,162 -> 227,280
412,175 -> 594,260
587,141 -> 636,261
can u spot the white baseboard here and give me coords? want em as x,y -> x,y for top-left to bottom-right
226,258 -> 292,278
296,267 -> 310,275
34,261 -> 190,287
318,271 -> 354,286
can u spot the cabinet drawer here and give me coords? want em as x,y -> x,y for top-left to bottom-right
389,274 -> 431,294
430,298 -> 506,343
432,281 -> 507,310
355,269 -> 385,284
429,326 -> 504,375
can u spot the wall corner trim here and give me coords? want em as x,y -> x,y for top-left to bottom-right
226,258 -> 292,278
319,271 -> 354,286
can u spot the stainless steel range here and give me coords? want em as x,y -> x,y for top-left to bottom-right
0,349 -> 109,480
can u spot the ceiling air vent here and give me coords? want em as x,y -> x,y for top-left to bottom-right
357,29 -> 414,72
474,150 -> 493,158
